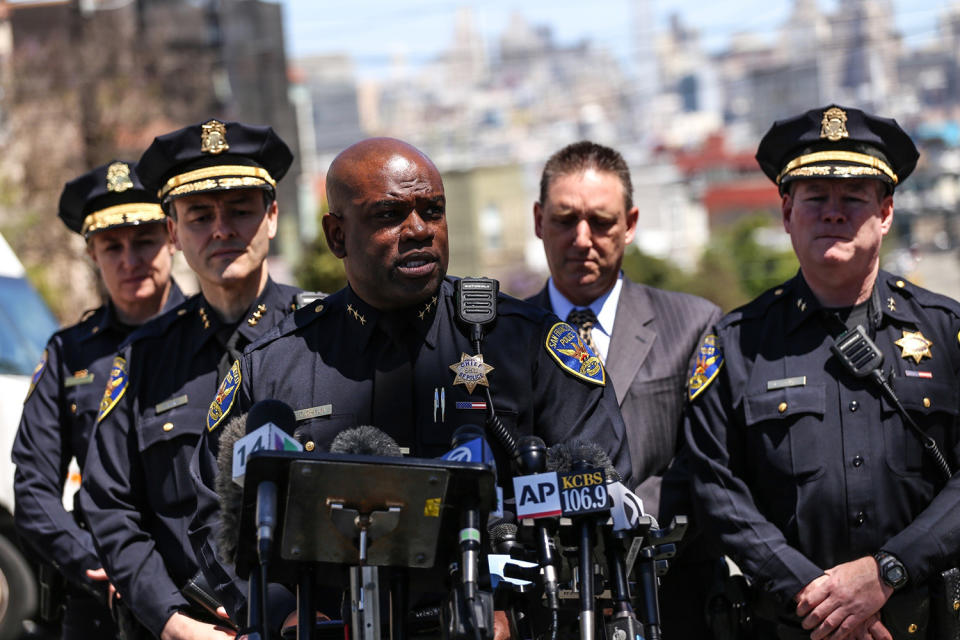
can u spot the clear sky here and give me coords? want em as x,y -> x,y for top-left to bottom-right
281,0 -> 953,77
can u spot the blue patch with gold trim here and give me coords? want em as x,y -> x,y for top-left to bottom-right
24,349 -> 48,403
97,356 -> 128,422
688,334 -> 723,401
207,360 -> 241,432
544,322 -> 605,386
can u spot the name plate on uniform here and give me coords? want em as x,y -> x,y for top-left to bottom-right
294,404 -> 333,421
65,373 -> 95,387
155,394 -> 189,414
766,376 -> 806,390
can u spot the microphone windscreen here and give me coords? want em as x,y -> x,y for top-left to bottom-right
329,425 -> 402,457
215,412 -> 248,565
546,442 -> 572,473
247,398 -> 296,433
571,440 -> 620,483
489,522 -> 517,549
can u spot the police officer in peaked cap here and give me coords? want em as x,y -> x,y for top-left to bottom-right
13,161 -> 184,640
79,120 -> 306,640
684,105 -> 960,639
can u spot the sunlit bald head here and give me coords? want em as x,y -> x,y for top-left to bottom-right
322,138 -> 449,310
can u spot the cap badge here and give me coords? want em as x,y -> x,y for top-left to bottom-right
106,162 -> 134,193
895,329 -> 933,364
820,107 -> 849,142
449,352 -> 494,394
200,119 -> 230,155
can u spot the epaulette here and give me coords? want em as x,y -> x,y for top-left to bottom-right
719,279 -> 798,329
247,292 -> 337,353
121,295 -> 199,347
883,273 -> 960,317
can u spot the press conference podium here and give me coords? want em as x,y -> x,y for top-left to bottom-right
237,449 -> 496,640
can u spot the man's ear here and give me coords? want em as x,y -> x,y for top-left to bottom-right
167,215 -> 182,251
265,199 -> 279,240
623,205 -> 639,245
879,194 -> 894,237
85,239 -> 99,266
533,201 -> 544,239
322,213 -> 347,258
781,192 -> 793,234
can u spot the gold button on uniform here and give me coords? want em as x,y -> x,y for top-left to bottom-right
70,403 -> 77,414
896,280 -> 906,288
162,422 -> 174,432
778,402 -> 788,414
305,441 -> 315,452
923,398 -> 931,408
908,623 -> 918,633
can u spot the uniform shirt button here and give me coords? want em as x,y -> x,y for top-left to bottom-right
305,441 -> 316,452
162,422 -> 174,432
923,397 -> 931,408
778,402 -> 788,414
849,400 -> 859,412
853,511 -> 866,526
852,455 -> 864,467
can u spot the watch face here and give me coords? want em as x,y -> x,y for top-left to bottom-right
887,566 -> 905,582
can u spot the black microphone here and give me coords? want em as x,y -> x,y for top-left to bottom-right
450,426 -> 483,604
546,440 -> 616,640
516,434 -> 560,637
329,425 -> 403,456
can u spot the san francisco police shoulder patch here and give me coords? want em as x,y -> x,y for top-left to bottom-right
97,356 -> 128,422
544,322 -> 605,386
207,360 -> 241,432
688,334 -> 723,401
24,349 -> 48,403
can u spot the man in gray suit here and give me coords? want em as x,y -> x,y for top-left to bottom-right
527,140 -> 722,637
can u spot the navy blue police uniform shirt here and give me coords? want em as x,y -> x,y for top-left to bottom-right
684,271 -> 960,608
193,276 -> 631,618
78,278 -> 301,637
12,282 -> 185,592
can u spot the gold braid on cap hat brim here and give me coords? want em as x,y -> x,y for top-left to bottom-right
776,150 -> 898,185
159,165 -> 277,200
82,203 -> 165,238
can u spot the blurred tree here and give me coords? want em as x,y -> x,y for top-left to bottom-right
621,246 -> 688,292
294,204 -> 347,294
720,214 -> 798,299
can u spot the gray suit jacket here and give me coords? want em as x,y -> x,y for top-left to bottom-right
527,276 -> 721,517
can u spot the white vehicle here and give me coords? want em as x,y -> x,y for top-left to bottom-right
0,233 -> 60,639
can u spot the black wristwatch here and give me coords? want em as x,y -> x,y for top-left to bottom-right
874,551 -> 909,590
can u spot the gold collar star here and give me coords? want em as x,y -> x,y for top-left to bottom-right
418,296 -> 439,321
449,352 -> 494,394
346,303 -> 367,325
895,329 -> 933,364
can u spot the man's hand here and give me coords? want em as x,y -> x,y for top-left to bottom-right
160,611 -> 236,640
85,567 -> 118,607
493,610 -> 511,640
795,556 -> 893,640
848,613 -> 893,640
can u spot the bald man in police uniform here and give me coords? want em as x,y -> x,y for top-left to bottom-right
190,137 -> 631,629
79,121 -> 303,640
13,162 -> 183,640
685,105 -> 960,640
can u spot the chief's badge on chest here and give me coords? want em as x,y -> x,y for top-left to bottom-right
895,329 -> 933,364
545,322 -> 605,386
24,348 -> 48,403
449,353 -> 494,394
97,356 -> 128,423
208,360 -> 241,432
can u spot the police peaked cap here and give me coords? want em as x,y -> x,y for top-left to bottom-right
136,119 -> 293,209
756,105 -> 919,193
58,161 -> 165,238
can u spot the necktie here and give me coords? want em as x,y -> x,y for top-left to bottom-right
372,314 -> 415,449
566,308 -> 600,359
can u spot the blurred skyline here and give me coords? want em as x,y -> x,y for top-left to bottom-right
282,0 -> 952,77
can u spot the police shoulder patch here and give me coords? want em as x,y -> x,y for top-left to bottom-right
207,360 -> 241,432
97,356 -> 128,422
688,334 -> 724,401
24,349 -> 48,403
544,322 -> 605,386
